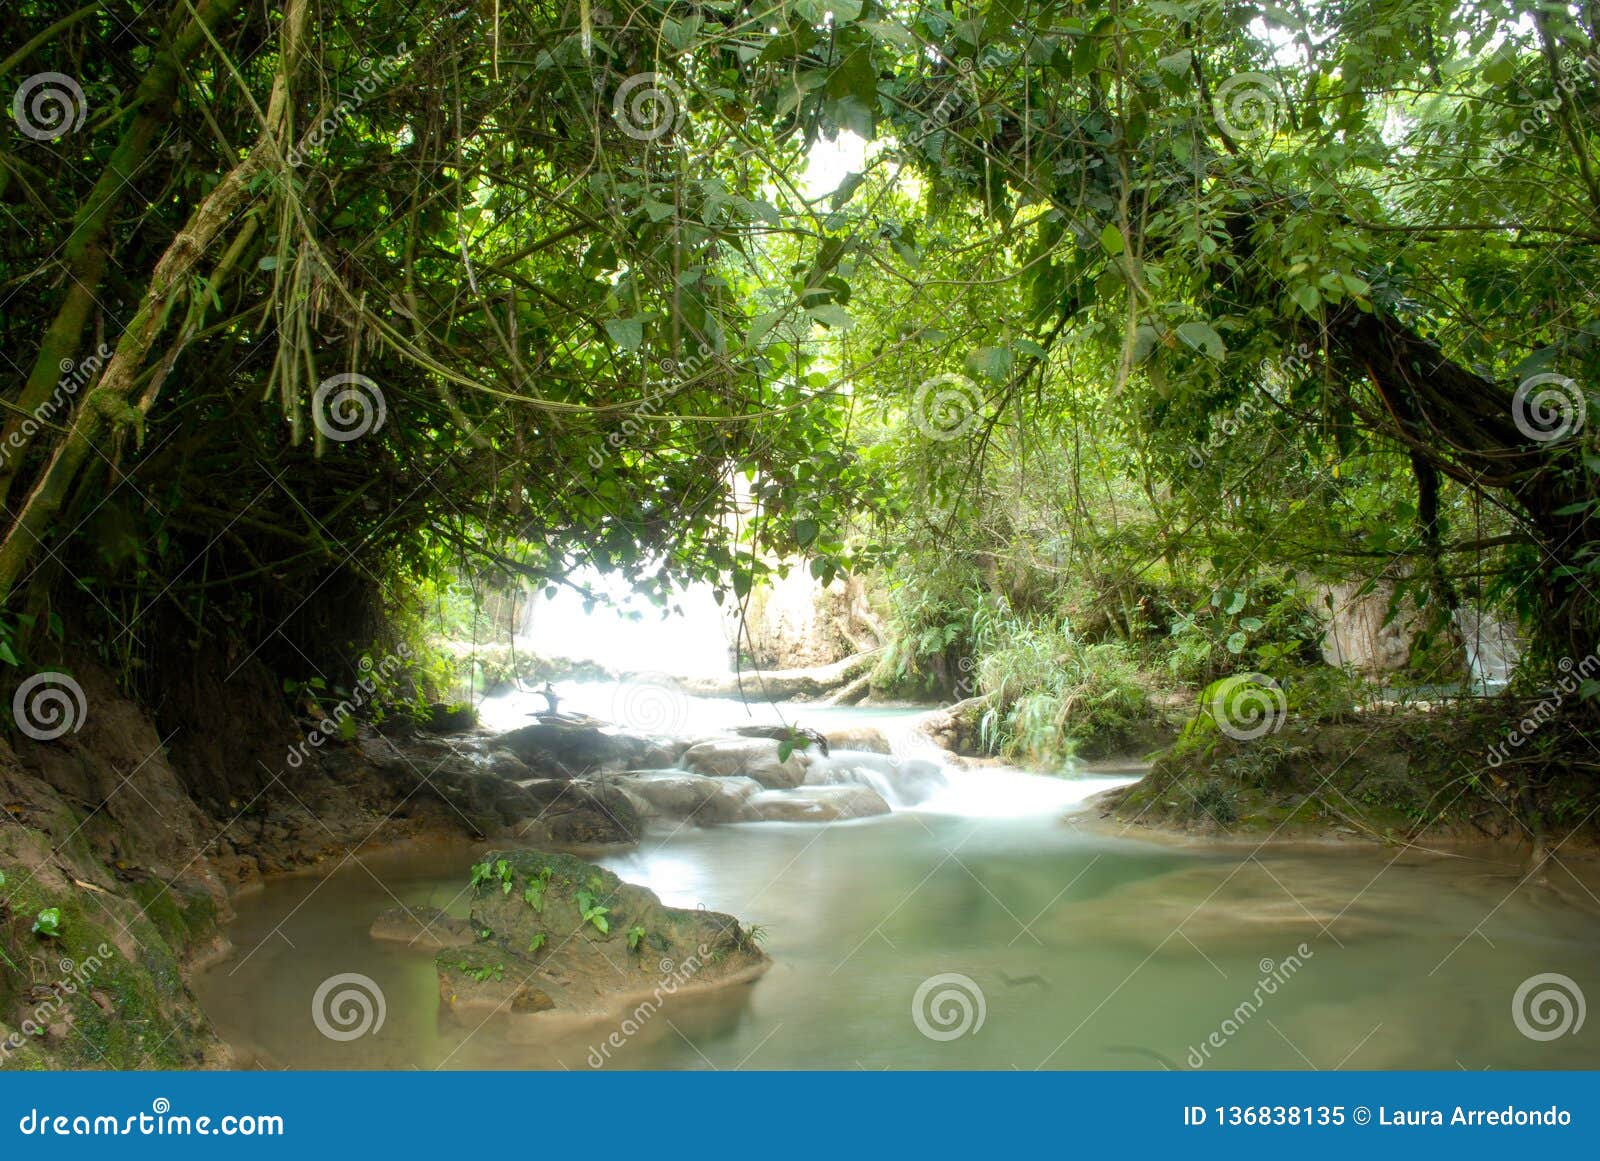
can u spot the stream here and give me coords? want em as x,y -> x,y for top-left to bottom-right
193,697 -> 1600,1071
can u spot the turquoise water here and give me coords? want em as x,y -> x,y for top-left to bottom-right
193,774 -> 1600,1070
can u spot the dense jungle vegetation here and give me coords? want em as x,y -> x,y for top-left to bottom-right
1,0 -> 1598,803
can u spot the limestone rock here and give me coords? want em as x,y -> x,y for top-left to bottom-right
369,905 -> 475,949
746,785 -> 891,822
436,849 -> 768,1026
608,770 -> 763,824
681,737 -> 809,789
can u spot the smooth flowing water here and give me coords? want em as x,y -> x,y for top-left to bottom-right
193,733 -> 1600,1070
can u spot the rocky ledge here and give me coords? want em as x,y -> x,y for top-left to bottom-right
429,849 -> 768,1027
361,717 -> 927,844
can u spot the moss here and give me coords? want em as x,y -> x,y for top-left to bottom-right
1,855 -> 217,1070
1109,706 -> 1598,845
126,879 -> 219,958
436,944 -> 507,981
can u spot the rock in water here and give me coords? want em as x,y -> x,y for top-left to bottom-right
606,770 -> 764,824
436,849 -> 769,1027
496,721 -> 687,777
681,737 -> 810,788
746,785 -> 891,821
370,905 -> 475,949
730,724 -> 831,757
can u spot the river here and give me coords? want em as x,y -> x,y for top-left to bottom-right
192,696 -> 1600,1070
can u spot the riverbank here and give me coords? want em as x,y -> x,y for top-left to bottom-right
1095,703 -> 1600,858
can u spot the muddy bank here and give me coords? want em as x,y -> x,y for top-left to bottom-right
0,649 -> 647,1070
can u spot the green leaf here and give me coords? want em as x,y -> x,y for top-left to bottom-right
965,345 -> 1012,381
1175,321 -> 1225,360
1292,284 -> 1321,315
806,303 -> 853,330
1156,49 -> 1192,77
604,316 -> 644,350
1226,631 -> 1248,654
829,171 -> 866,211
1099,223 -> 1125,256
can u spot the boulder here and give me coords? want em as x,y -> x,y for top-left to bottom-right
512,779 -> 642,846
731,723 -> 830,755
681,737 -> 809,789
823,725 -> 892,754
369,905 -> 475,949
746,785 -> 891,822
609,770 -> 763,824
495,720 -> 687,778
436,849 -> 769,1026
358,730 -> 640,843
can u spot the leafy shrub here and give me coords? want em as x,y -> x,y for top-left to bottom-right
974,607 -> 1149,766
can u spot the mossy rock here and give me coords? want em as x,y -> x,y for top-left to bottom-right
437,848 -> 768,1027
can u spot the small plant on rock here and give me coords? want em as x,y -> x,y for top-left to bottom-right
31,907 -> 62,938
575,890 -> 609,935
522,866 -> 553,911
